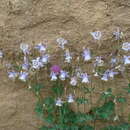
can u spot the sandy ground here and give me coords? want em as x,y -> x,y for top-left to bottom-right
0,0 -> 130,130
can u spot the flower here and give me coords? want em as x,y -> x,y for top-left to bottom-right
41,54 -> 50,64
108,70 -> 118,79
8,71 -> 18,80
20,43 -> 29,55
113,28 -> 123,40
35,43 -> 46,53
81,73 -> 90,83
101,71 -> 109,81
56,37 -> 68,49
70,77 -> 77,86
82,48 -> 91,61
95,56 -> 104,66
59,70 -> 69,80
50,72 -> 57,81
31,57 -> 44,69
64,49 -> 72,63
90,31 -> 102,40
122,42 -> 130,51
55,98 -> 63,106
19,72 -> 28,82
123,55 -> 130,65
67,94 -> 74,103
50,65 -> 61,74
0,50 -> 3,58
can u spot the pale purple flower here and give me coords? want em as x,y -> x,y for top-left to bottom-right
50,65 -> 61,74
0,50 -> 3,58
8,71 -> 18,80
122,42 -> 130,51
35,43 -> 46,53
108,70 -> 118,79
59,70 -> 69,80
81,73 -> 90,83
90,31 -> 102,40
64,49 -> 72,63
20,43 -> 29,55
22,63 -> 29,71
50,72 -> 57,81
101,71 -> 109,81
56,98 -> 63,106
56,37 -> 68,49
123,55 -> 130,65
41,54 -> 50,64
70,77 -> 77,86
19,72 -> 28,82
67,94 -> 74,103
82,48 -> 91,61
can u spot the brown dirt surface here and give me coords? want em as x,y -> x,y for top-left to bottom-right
0,0 -> 130,130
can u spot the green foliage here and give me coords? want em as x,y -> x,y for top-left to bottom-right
92,101 -> 115,120
76,97 -> 89,105
32,83 -> 44,95
102,123 -> 130,130
124,84 -> 130,93
35,101 -> 43,117
116,97 -> 126,103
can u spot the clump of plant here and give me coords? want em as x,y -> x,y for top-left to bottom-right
2,28 -> 130,129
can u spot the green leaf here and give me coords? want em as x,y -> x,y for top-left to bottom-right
116,97 -> 126,103
76,97 -> 88,105
93,101 -> 115,120
35,102 -> 43,117
32,84 -> 44,94
45,114 -> 55,124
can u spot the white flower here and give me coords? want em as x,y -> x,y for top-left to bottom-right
41,54 -> 50,64
56,37 -> 68,49
70,77 -> 77,86
59,70 -> 69,81
110,57 -> 117,66
113,115 -> 119,121
35,43 -> 46,53
81,73 -> 90,83
32,57 -> 43,69
90,31 -> 102,40
8,71 -> 18,80
64,49 -> 72,63
95,56 -> 104,66
113,28 -> 123,40
94,72 -> 99,77
19,72 -> 28,82
82,48 -> 91,61
124,55 -> 130,65
0,51 -> 3,58
122,42 -> 130,51
56,98 -> 63,106
67,94 -> 74,103
50,72 -> 57,81
20,43 -> 29,55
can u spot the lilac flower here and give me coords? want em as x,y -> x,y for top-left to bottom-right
20,43 -> 29,55
101,71 -> 109,81
32,57 -> 43,69
90,31 -> 102,40
81,73 -> 90,83
22,63 -> 29,71
123,55 -> 130,65
50,65 -> 61,74
67,94 -> 74,103
0,50 -> 3,58
122,42 -> 130,51
50,72 -> 57,81
19,72 -> 28,82
41,54 -> 50,64
59,70 -> 69,80
55,98 -> 63,106
8,71 -> 18,80
70,77 -> 77,86
64,49 -> 72,63
110,57 -> 117,67
56,37 -> 68,49
108,70 -> 118,79
82,48 -> 91,61
35,43 -> 46,53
